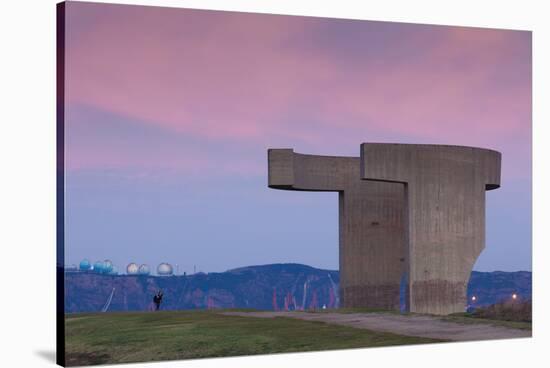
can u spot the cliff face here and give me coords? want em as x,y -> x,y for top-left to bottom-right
65,263 -> 340,313
64,263 -> 531,313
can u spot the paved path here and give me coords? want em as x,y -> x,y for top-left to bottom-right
221,311 -> 531,342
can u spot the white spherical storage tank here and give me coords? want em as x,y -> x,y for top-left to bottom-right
157,263 -> 174,276
126,263 -> 139,275
138,264 -> 150,275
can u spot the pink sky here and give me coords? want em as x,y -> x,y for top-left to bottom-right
64,2 -> 531,272
65,3 -> 531,176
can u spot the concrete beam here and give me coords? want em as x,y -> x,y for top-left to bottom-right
360,143 -> 501,315
268,149 -> 406,310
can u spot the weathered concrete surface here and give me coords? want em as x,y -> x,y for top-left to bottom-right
360,143 -> 501,315
268,149 -> 406,310
222,311 -> 530,342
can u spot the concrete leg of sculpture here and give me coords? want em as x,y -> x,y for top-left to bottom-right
268,149 -> 406,310
360,143 -> 501,315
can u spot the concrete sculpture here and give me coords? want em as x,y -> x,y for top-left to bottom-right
360,143 -> 501,314
268,143 -> 501,315
268,149 -> 406,310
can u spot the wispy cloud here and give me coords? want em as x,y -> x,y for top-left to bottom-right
65,2 -> 531,179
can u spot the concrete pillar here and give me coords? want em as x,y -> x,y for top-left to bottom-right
360,143 -> 501,315
268,149 -> 406,310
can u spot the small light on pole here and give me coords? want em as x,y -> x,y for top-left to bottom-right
512,293 -> 518,300
471,296 -> 476,302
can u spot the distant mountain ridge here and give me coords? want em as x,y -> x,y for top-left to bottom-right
64,263 -> 531,313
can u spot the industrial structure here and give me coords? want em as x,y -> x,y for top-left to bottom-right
69,260 -> 177,277
138,264 -> 150,275
157,262 -> 174,276
79,259 -> 91,271
268,144 -> 501,315
127,262 -> 139,275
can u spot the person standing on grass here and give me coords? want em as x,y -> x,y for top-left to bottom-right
153,290 -> 163,311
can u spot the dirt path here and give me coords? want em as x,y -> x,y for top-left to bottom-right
221,311 -> 531,341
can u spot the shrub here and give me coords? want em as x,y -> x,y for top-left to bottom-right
472,300 -> 531,322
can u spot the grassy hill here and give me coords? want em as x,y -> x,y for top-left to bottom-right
65,310 -> 442,366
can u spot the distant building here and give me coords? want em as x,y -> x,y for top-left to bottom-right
79,259 -> 91,271
91,260 -> 115,274
138,264 -> 150,275
157,263 -> 174,276
64,264 -> 78,272
102,260 -> 113,274
93,261 -> 104,273
127,263 -> 139,275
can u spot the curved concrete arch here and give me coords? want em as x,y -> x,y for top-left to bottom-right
360,143 -> 501,315
268,149 -> 407,310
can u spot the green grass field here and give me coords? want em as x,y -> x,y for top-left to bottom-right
441,313 -> 532,331
315,307 -> 532,331
65,310 -> 442,366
